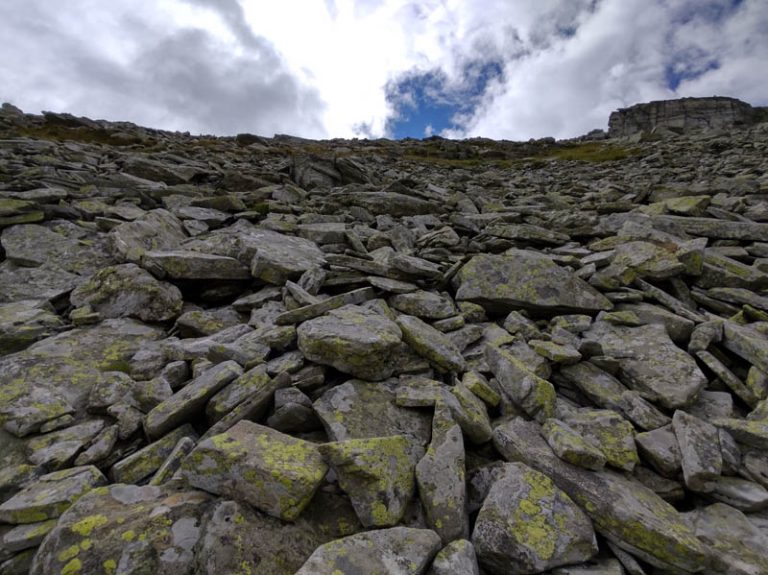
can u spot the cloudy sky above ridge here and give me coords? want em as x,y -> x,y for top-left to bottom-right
0,0 -> 765,140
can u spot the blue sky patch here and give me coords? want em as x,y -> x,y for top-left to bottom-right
386,60 -> 502,139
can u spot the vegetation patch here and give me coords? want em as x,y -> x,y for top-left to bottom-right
534,142 -> 637,162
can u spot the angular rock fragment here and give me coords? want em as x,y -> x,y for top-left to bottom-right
295,527 -> 441,575
428,539 -> 481,575
70,263 -> 183,322
142,249 -> 251,280
582,321 -> 706,408
473,462 -> 598,575
297,304 -> 403,380
181,421 -> 327,521
242,228 -> 327,284
0,466 -> 106,524
30,483 -> 211,575
110,424 -> 196,484
320,435 -> 422,527
397,314 -> 466,373
492,419 -> 710,573
485,344 -> 556,422
416,404 -> 468,542
455,251 -> 613,314
672,410 -> 723,492
543,419 -> 607,471
0,299 -> 64,355
144,360 -> 242,438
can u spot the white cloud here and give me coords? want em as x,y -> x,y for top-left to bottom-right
0,0 -> 765,139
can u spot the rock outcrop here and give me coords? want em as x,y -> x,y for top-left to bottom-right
1,100 -> 768,574
608,96 -> 762,137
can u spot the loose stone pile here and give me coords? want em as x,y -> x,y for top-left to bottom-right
1,100 -> 768,574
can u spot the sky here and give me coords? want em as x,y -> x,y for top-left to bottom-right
0,0 -> 765,140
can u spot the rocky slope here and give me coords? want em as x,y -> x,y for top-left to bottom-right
607,96 -> 766,138
1,100 -> 768,574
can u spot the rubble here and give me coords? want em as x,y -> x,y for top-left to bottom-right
1,99 -> 768,573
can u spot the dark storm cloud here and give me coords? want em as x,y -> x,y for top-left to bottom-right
0,1 -> 326,137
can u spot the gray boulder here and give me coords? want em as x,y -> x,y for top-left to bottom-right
298,304 -> 403,381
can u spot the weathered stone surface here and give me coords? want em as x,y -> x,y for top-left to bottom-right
297,304 -> 403,381
0,466 -> 106,524
142,249 -> 251,280
242,228 -> 326,284
455,251 -> 613,315
416,404 -> 468,542
70,263 -> 183,322
485,344 -> 556,422
144,360 -> 243,438
30,483 -> 211,575
563,409 -> 639,472
582,321 -> 706,408
428,539 -> 480,575
492,418 -> 710,573
109,208 -> 187,262
110,424 -> 196,484
2,223 -> 114,275
0,299 -> 64,355
543,419 -> 607,470
397,314 -> 466,373
320,435 -> 422,527
608,96 -> 758,137
314,379 -> 432,444
0,319 -> 163,432
181,421 -> 327,521
295,527 -> 442,575
672,410 -> 723,492
193,494 -> 362,575
473,462 -> 598,575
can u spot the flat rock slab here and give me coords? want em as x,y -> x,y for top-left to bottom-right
0,262 -> 82,304
473,462 -> 598,575
181,420 -> 327,521
313,379 -> 432,445
295,527 -> 442,575
70,263 -> 183,322
108,209 -> 187,262
142,250 -> 251,280
0,319 -> 163,430
0,466 -> 106,524
582,321 -> 706,409
297,304 -> 403,381
0,299 -> 64,356
455,251 -> 613,315
1,223 -> 115,275
240,228 -> 327,284
29,483 -> 211,575
144,361 -> 243,439
397,314 -> 466,373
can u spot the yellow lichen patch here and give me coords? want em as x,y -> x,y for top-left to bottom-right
103,559 -> 117,575
61,557 -> 82,575
57,544 -> 81,563
121,530 -> 136,542
70,514 -> 109,537
80,539 -> 92,551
